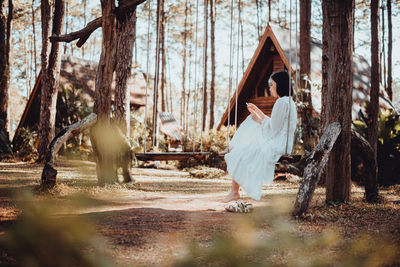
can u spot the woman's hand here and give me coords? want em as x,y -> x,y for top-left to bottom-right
250,112 -> 263,124
247,103 -> 266,124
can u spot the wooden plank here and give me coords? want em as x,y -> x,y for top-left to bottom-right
273,54 -> 285,72
135,152 -> 210,161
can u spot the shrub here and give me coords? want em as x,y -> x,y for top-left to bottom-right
353,108 -> 400,186
55,84 -> 93,160
13,127 -> 38,161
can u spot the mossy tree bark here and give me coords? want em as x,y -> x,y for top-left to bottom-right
293,122 -> 341,216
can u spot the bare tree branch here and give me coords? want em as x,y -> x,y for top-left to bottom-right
49,17 -> 101,46
49,0 -> 146,47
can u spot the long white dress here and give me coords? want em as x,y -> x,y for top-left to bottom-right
224,96 -> 298,200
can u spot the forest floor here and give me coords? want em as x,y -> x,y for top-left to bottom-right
0,160 -> 399,266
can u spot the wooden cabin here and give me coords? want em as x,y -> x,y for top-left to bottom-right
218,24 -> 395,129
12,55 -> 152,147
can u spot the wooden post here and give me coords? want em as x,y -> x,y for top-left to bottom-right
292,122 -> 341,216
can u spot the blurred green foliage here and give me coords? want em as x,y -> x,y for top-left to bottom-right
56,84 -> 93,160
129,112 -> 152,155
0,191 -> 114,267
56,83 -> 92,129
13,127 -> 38,161
353,108 -> 400,186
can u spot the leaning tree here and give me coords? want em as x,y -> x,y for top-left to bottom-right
41,0 -> 145,188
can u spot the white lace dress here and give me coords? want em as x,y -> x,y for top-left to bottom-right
224,96 -> 298,200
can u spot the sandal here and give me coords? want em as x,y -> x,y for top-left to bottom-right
225,200 -> 253,213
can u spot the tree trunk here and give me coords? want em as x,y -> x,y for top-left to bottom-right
115,0 -> 137,183
31,0 -> 37,78
91,0 -> 118,185
153,0 -> 161,141
181,0 -> 188,129
82,0 -> 86,58
202,0 -> 208,131
320,8 -> 328,138
387,0 -> 392,100
64,0 -> 68,54
351,129 -> 379,203
368,0 -> 380,191
38,0 -> 64,162
160,0 -> 166,112
322,0 -> 353,203
293,122 -> 341,216
300,0 -> 313,153
185,47 -> 191,136
0,0 -> 12,151
268,0 -> 271,23
256,0 -> 260,40
209,0 -> 215,129
381,3 -> 386,91
45,0 -> 144,185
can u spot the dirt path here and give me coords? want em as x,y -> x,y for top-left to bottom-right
1,160 -> 399,266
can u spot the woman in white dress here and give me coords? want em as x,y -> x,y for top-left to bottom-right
222,71 -> 298,202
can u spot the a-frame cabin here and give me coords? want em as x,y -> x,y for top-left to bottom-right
12,55 -> 151,148
218,24 -> 394,130
218,24 -> 297,129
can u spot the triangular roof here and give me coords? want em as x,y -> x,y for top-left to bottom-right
12,55 -> 152,147
218,24 -> 394,129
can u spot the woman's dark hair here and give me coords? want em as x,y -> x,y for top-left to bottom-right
270,71 -> 293,97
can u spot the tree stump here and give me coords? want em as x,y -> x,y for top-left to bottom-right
292,122 -> 341,216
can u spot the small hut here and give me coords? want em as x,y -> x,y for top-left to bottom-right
218,24 -> 394,129
12,55 -> 152,147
